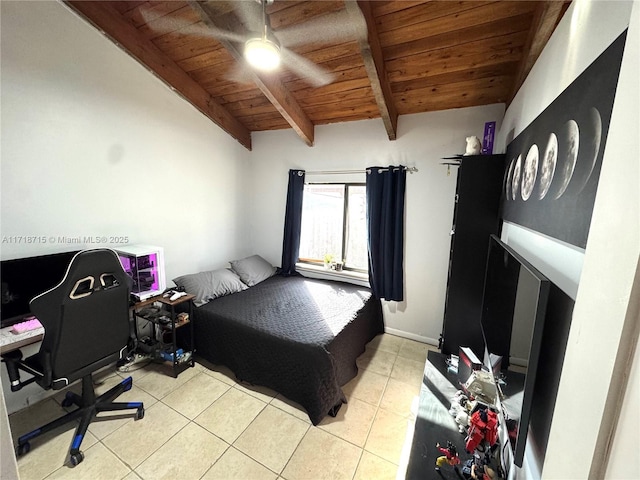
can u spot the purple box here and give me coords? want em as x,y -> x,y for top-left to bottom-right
482,121 -> 496,154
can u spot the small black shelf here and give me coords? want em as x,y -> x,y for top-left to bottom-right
132,293 -> 195,378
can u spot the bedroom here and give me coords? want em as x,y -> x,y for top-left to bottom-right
1,1 -> 638,479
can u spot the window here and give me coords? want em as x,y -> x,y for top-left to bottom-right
299,183 -> 368,272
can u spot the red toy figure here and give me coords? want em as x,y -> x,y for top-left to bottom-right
435,441 -> 463,479
465,407 -> 498,453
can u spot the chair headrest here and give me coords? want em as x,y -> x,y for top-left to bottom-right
30,248 -> 132,304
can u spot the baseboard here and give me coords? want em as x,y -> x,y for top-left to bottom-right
384,327 -> 439,347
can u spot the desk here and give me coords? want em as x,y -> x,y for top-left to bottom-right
405,351 -> 468,479
0,326 -> 44,354
406,352 -> 516,480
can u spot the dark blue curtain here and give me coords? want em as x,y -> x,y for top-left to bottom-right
366,166 -> 406,301
281,169 -> 306,275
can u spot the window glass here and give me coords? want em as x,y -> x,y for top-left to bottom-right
299,183 -> 367,272
345,185 -> 367,270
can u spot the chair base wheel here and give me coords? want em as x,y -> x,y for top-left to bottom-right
70,451 -> 84,467
16,442 -> 30,456
136,407 -> 145,420
61,394 -> 74,408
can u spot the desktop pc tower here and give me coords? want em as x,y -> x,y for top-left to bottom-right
116,245 -> 166,301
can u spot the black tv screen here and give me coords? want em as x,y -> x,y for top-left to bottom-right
480,235 -> 550,468
1,250 -> 78,327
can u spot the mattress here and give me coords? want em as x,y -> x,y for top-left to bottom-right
193,274 -> 384,424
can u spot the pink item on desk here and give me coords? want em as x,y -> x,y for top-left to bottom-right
11,318 -> 43,333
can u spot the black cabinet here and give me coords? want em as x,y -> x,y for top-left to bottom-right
441,154 -> 505,357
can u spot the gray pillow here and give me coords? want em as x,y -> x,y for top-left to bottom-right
173,268 -> 247,307
229,255 -> 276,287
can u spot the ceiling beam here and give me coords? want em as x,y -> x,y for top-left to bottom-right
345,0 -> 398,141
190,1 -> 315,147
65,1 -> 252,150
509,0 -> 567,103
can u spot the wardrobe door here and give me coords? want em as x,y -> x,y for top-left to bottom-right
441,155 -> 505,357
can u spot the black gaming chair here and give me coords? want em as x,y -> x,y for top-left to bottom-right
1,248 -> 144,467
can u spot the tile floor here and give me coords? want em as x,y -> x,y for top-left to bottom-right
8,334 -> 437,480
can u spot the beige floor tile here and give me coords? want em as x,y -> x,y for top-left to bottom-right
197,359 -> 238,386
9,398 -> 67,443
398,339 -> 430,364
367,334 -> 404,355
353,451 -> 398,480
390,356 -> 425,387
46,442 -> 131,480
191,360 -> 207,372
16,424 -> 98,480
282,427 -> 361,480
342,370 -> 389,406
88,386 -> 157,440
52,368 -> 122,406
195,387 -> 266,444
202,447 -> 277,480
89,366 -> 122,387
318,397 -> 377,447
379,378 -> 421,418
13,337 -> 427,480
135,422 -> 227,480
270,394 -> 311,423
234,405 -> 309,474
102,401 -> 188,469
356,348 -> 397,377
234,381 -> 278,403
133,363 -> 200,399
426,343 -> 440,353
162,372 -> 230,420
365,409 -> 412,465
116,360 -> 154,382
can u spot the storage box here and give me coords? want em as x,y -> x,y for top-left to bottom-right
161,348 -> 184,362
482,121 -> 496,154
458,346 -> 482,386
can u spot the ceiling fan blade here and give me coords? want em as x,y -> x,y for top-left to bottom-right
281,48 -> 335,87
182,23 -> 247,43
275,9 -> 367,48
140,7 -> 246,43
232,0 -> 263,34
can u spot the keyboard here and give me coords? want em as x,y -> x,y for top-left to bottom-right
10,317 -> 43,333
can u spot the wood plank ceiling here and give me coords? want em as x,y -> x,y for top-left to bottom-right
65,1 -> 570,150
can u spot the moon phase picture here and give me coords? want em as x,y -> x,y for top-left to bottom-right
503,31 -> 627,249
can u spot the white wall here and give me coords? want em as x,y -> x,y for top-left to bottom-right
495,0 -> 639,477
0,392 -> 18,479
0,1 -> 251,279
248,104 -> 505,343
0,0 -> 252,411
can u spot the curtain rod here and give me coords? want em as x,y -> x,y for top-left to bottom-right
301,166 -> 418,176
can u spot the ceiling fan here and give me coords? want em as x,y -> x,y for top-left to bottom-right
142,0 -> 367,87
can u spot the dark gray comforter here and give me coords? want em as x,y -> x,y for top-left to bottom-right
193,274 -> 384,424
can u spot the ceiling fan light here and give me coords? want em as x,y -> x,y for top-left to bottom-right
244,37 -> 281,71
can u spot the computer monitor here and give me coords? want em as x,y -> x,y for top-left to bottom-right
1,250 -> 79,327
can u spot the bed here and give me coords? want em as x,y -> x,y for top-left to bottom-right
192,274 -> 384,425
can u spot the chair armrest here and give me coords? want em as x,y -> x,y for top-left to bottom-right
1,349 -> 42,392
